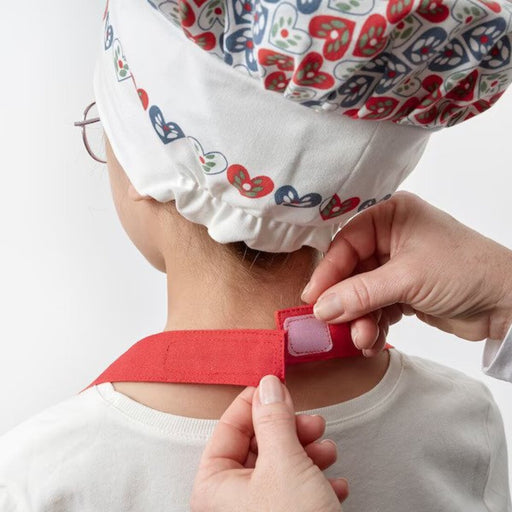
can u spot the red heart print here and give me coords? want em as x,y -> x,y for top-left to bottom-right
227,164 -> 274,198
417,74 -> 443,109
414,105 -> 438,124
353,14 -> 388,58
391,97 -> 420,120
417,0 -> 449,23
257,49 -> 294,71
386,0 -> 413,23
446,69 -> 478,102
477,0 -> 501,11
320,195 -> 360,220
362,96 -> 399,120
180,0 -> 196,27
138,88 -> 149,110
183,27 -> 216,51
440,102 -> 465,124
264,71 -> 291,92
293,52 -> 335,90
309,15 -> 355,61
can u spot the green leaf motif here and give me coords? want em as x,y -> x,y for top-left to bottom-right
206,162 -> 216,168
331,20 -> 345,28
401,27 -> 413,39
335,2 -> 351,11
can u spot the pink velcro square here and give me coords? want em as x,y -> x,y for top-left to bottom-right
284,314 -> 333,357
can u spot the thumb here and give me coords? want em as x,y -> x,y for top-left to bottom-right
314,259 -> 413,323
252,375 -> 303,463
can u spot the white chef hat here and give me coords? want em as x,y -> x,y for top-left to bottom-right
93,0 -> 511,252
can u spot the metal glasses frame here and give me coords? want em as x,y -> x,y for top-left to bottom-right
74,101 -> 107,164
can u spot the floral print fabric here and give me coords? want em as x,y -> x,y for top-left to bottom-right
147,0 -> 512,128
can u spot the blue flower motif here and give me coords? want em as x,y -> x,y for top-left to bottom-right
429,40 -> 469,72
337,75 -> 375,107
149,105 -> 186,144
252,0 -> 269,45
404,27 -> 447,64
225,27 -> 258,71
481,37 -> 511,69
463,18 -> 507,61
275,185 -> 322,207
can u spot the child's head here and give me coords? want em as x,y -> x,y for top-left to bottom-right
95,0 -> 511,278
105,136 -> 321,290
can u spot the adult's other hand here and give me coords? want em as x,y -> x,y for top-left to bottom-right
302,191 -> 512,356
191,375 -> 348,511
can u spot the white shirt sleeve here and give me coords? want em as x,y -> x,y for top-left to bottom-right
483,322 -> 512,383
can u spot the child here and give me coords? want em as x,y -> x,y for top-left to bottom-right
0,0 -> 511,510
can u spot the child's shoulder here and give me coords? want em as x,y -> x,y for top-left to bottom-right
0,386 -> 104,477
395,349 -> 498,415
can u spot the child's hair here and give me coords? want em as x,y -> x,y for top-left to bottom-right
162,200 -> 321,283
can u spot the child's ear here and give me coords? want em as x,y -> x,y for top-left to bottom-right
128,183 -> 150,201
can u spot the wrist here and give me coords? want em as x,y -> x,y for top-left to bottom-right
488,244 -> 512,341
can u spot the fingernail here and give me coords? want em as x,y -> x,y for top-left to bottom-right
319,439 -> 337,450
301,281 -> 312,302
259,375 -> 284,405
313,293 -> 343,320
352,328 -> 361,349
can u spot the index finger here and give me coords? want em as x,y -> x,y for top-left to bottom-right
302,198 -> 393,303
199,386 -> 256,476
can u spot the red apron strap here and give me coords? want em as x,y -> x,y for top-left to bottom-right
80,304 -> 392,392
80,329 -> 286,392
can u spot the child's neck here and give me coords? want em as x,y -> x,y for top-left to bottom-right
163,253 -> 314,331
112,250 -> 390,418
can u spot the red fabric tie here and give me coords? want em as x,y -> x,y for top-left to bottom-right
81,304 -> 391,392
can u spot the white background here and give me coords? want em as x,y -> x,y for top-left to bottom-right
0,0 -> 511,488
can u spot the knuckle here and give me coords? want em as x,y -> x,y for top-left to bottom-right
258,409 -> 294,430
348,277 -> 372,313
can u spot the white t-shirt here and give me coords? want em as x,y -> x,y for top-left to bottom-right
0,349 -> 510,512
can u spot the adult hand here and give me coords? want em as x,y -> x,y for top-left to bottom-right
301,191 -> 512,356
191,375 -> 348,512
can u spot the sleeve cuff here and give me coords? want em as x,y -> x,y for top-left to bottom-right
482,322 -> 512,383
